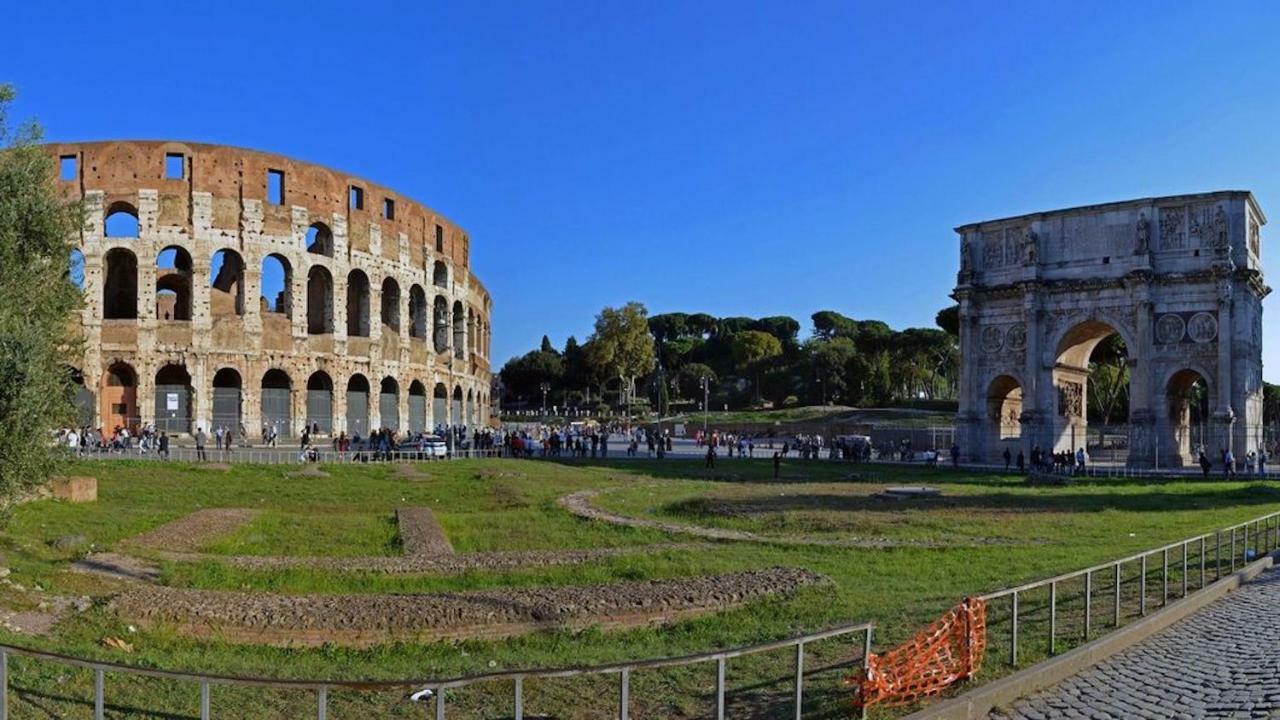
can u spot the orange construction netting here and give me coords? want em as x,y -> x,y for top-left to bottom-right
847,596 -> 987,710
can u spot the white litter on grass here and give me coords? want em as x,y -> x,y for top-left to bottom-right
410,688 -> 434,702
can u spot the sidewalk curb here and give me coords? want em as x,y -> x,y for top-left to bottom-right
902,553 -> 1276,720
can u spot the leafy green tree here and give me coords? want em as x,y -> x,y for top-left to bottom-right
675,363 -> 717,399
731,330 -> 783,401
1087,335 -> 1129,425
498,349 -> 563,404
935,305 -> 960,336
539,335 -> 557,354
753,316 -> 801,351
806,337 -> 857,404
812,310 -> 857,340
0,84 -> 84,509
586,302 -> 656,411
685,313 -> 717,337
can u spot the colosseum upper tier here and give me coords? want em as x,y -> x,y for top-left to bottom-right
52,140 -> 492,439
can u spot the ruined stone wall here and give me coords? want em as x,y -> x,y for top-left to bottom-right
52,140 -> 493,438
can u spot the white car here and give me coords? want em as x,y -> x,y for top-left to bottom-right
417,435 -> 448,459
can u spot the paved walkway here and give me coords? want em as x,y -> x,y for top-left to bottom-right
991,567 -> 1280,720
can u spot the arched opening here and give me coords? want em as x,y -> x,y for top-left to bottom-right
101,362 -> 137,430
408,380 -> 427,432
433,295 -> 449,353
986,375 -> 1022,460
67,367 -> 94,427
306,265 -> 334,334
379,376 -> 400,431
154,363 -> 193,434
408,285 -> 428,339
104,203 -> 139,238
103,248 -> 138,319
156,246 -> 193,321
452,300 -> 465,358
346,270 -> 371,337
1054,321 -> 1131,465
306,223 -> 334,257
68,249 -> 85,292
210,249 -> 246,317
432,261 -> 448,288
305,371 -> 333,435
467,388 -> 477,425
211,368 -> 242,432
261,369 -> 293,439
452,385 -> 464,428
1167,369 -> 1210,467
381,278 -> 401,332
433,383 -> 448,429
346,375 -> 370,436
260,254 -> 292,317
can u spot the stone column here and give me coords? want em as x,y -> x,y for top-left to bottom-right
192,355 -> 210,436
1213,277 -> 1235,462
1128,289 -> 1155,466
955,294 -> 981,460
1020,288 -> 1042,460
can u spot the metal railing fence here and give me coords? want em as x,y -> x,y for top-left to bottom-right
978,509 -> 1280,669
69,446 -> 504,465
0,621 -> 873,720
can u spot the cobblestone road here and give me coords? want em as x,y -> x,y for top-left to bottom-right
991,568 -> 1280,719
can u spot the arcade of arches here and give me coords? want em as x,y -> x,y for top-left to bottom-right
54,140 -> 494,438
956,192 -> 1267,468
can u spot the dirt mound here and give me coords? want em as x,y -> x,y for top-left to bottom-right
112,567 -> 824,646
396,507 -> 453,556
390,464 -> 430,481
126,509 -> 258,553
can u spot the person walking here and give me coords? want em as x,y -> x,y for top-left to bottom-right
1002,447 -> 1011,472
1075,447 -> 1086,476
950,443 -> 960,469
1199,450 -> 1211,478
194,426 -> 208,462
1224,448 -> 1236,479
1259,447 -> 1268,477
773,451 -> 781,479
705,444 -> 716,468
158,431 -> 169,460
1016,450 -> 1025,473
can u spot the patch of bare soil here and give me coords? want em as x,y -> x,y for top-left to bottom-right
125,509 -> 259,553
111,567 -> 825,647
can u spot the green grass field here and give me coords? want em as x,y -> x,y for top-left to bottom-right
1,458 -> 1276,718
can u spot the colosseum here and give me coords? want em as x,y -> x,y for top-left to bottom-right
50,140 -> 493,440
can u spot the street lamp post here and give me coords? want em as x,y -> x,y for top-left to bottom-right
700,374 -> 711,436
540,382 -> 550,416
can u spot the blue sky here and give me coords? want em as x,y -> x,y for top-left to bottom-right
9,1 -> 1280,378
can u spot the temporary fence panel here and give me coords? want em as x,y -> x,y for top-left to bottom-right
211,387 -> 241,432
408,395 -> 426,433
346,390 -> 368,436
261,388 -> 292,438
433,398 -> 447,428
306,390 -> 333,435
379,392 -> 399,432
74,386 -> 95,427
154,384 -> 191,434
451,399 -> 462,426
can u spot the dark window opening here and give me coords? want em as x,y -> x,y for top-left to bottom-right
59,155 -> 77,181
267,169 -> 285,205
350,186 -> 364,210
435,224 -> 444,252
1102,256 -> 1110,264
383,198 -> 395,220
165,153 -> 185,180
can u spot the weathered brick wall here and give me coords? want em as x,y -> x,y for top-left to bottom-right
52,141 -> 494,437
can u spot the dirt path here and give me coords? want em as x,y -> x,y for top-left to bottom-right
112,567 -> 825,647
125,509 -> 258,553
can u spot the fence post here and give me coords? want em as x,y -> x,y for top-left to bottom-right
1,648 -> 9,720
200,680 -> 210,720
1048,581 -> 1057,655
514,677 -> 523,720
1139,554 -> 1147,616
619,668 -> 629,720
1200,535 -> 1206,589
861,627 -> 873,720
94,668 -> 104,720
1231,527 -> 1237,573
794,641 -> 805,720
1216,531 -> 1222,580
437,686 -> 445,720
1083,570 -> 1092,639
1182,541 -> 1188,598
1010,591 -> 1019,667
716,656 -> 726,720
1113,562 -> 1121,627
1162,548 -> 1168,606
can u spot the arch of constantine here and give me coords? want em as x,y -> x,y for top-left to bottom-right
954,191 -> 1268,467
52,140 -> 493,439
